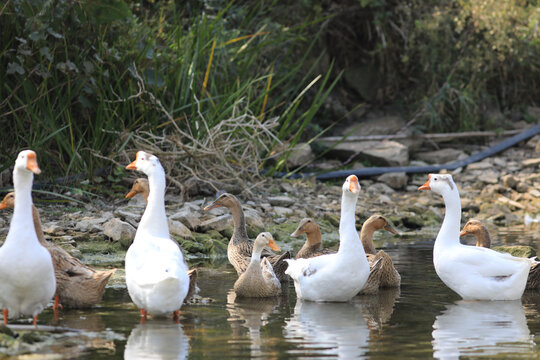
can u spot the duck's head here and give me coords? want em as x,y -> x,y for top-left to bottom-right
15,150 -> 41,175
459,219 -> 485,237
0,192 -> 15,210
125,151 -> 161,176
125,178 -> 149,199
418,173 -> 455,195
342,175 -> 360,195
363,214 -> 398,234
254,232 -> 280,252
203,193 -> 238,211
291,218 -> 319,237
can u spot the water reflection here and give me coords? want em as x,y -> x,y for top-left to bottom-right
124,320 -> 189,360
357,288 -> 400,331
432,300 -> 534,360
226,290 -> 282,357
284,300 -> 370,358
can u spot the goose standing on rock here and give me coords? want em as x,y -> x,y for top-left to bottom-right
285,175 -> 370,302
0,192 -> 116,309
0,150 -> 55,325
125,151 -> 190,320
419,174 -> 534,300
125,177 -> 198,300
460,219 -> 540,290
203,193 -> 290,282
234,232 -> 282,298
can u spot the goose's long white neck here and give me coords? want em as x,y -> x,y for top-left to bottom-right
338,192 -> 364,255
137,164 -> 169,239
8,167 -> 38,245
435,187 -> 461,251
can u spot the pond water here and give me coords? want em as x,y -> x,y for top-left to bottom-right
6,230 -> 540,359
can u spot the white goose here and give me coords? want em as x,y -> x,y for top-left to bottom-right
0,150 -> 55,325
125,151 -> 190,320
419,173 -> 533,300
285,175 -> 370,302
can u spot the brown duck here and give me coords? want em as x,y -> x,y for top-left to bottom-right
234,232 -> 282,298
460,219 -> 540,290
125,178 -> 199,299
0,192 -> 116,309
291,214 -> 399,293
203,193 -> 290,282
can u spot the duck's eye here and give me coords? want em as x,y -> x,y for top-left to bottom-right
307,220 -> 311,223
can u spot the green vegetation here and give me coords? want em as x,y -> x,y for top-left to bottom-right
1,0 -> 538,181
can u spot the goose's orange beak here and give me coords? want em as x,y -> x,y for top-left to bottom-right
418,175 -> 431,190
349,176 -> 360,194
26,152 -> 41,175
126,160 -> 137,170
267,238 -> 280,252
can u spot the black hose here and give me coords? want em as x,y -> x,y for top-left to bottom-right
278,123 -> 540,180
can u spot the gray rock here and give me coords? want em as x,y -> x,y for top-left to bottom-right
323,140 -> 408,166
75,216 -> 108,233
478,170 -> 500,184
43,223 -> 64,235
516,182 -> 529,193
366,183 -> 395,195
243,208 -> 265,229
287,143 -> 315,168
170,208 -> 201,230
168,219 -> 192,239
343,115 -> 406,136
198,214 -> 233,232
467,160 -> 492,170
103,218 -> 136,243
377,172 -> 408,190
114,209 -> 143,223
268,196 -> 295,207
415,148 -> 467,164
501,174 -> 518,189
522,158 -> 540,168
273,206 -> 293,217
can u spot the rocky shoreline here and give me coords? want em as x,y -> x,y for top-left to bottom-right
0,134 -> 538,263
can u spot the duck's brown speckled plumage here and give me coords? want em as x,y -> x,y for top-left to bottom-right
0,192 -> 116,308
234,233 -> 282,298
461,219 -> 539,290
204,193 -> 290,282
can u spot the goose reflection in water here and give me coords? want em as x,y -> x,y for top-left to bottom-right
226,289 -> 282,357
124,320 -> 189,360
284,300 -> 369,358
432,300 -> 535,360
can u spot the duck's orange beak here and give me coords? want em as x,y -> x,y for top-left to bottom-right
418,174 -> 431,190
126,160 -> 137,170
203,200 -> 221,211
349,176 -> 360,194
125,189 -> 138,199
267,238 -> 280,252
459,229 -> 468,237
0,202 -> 7,210
26,152 -> 41,175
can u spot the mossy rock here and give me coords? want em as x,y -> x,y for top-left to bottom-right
246,225 -> 264,239
322,212 -> 340,227
79,240 -> 124,255
493,245 -> 536,258
180,232 -> 228,257
20,332 -> 42,344
0,325 -> 15,338
219,228 -> 233,240
0,333 -> 16,348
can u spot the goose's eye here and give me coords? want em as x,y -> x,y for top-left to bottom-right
433,177 -> 438,181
